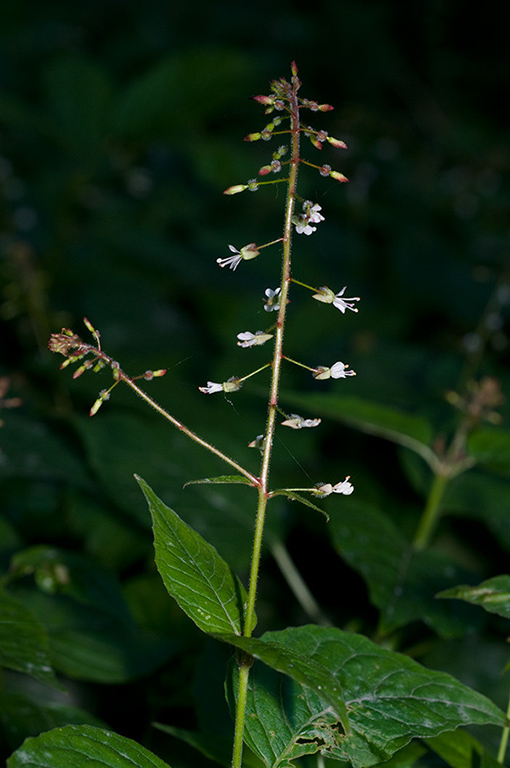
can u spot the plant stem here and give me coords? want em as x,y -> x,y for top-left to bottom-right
230,69 -> 301,768
497,689 -> 510,764
412,471 -> 448,550
271,540 -> 330,625
124,377 -> 259,486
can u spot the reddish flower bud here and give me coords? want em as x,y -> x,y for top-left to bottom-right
258,165 -> 272,176
223,184 -> 248,195
327,136 -> 348,149
252,95 -> 274,105
318,103 -> 334,111
244,132 -> 261,142
330,170 -> 349,182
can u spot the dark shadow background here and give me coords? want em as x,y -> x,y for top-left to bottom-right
1,0 -> 509,762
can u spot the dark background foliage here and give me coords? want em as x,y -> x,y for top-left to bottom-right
1,0 -> 509,764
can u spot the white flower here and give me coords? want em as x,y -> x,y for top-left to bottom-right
199,381 -> 223,394
332,477 -> 354,495
308,203 -> 325,224
281,414 -> 321,429
237,331 -> 273,348
295,220 -> 317,236
293,201 -> 325,236
248,434 -> 266,449
217,243 -> 259,271
314,476 -> 354,497
199,376 -> 242,394
330,361 -> 356,379
313,361 -> 356,380
333,287 -> 360,313
263,287 -> 281,312
313,286 -> 360,313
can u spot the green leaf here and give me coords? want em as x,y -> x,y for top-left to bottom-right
7,724 -> 170,768
8,546 -> 132,623
217,633 -> 350,730
444,470 -> 510,553
0,589 -> 61,690
467,429 -> 510,475
228,625 -> 504,768
137,475 -> 251,636
184,475 -> 254,487
271,490 -> 329,519
438,575 -> 510,619
425,729 -> 501,768
9,586 -> 176,684
0,692 -> 106,753
329,500 -> 479,636
284,394 -> 436,466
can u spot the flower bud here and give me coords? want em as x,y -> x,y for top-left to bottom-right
252,95 -> 274,106
312,287 -> 335,304
223,184 -> 248,195
318,103 -> 334,112
258,165 -> 273,176
327,137 -> 348,149
244,132 -> 261,142
330,171 -> 349,182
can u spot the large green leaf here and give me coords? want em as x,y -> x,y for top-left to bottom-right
328,499 -> 478,636
217,633 -> 350,730
438,575 -> 510,619
227,625 -> 504,768
137,476 -> 251,636
0,692 -> 106,753
0,589 -> 60,689
7,724 -> 170,768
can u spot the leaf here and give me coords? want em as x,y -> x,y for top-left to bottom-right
438,575 -> 510,619
0,589 -> 61,690
271,490 -> 329,519
425,729 -> 501,768
8,546 -> 132,623
284,394 -> 436,466
0,692 -> 106,753
184,475 -> 255,487
467,429 -> 510,475
227,625 -> 504,768
328,500 -> 479,636
137,475 -> 251,636
9,586 -> 176,684
444,470 -> 510,553
7,724 -> 170,768
217,633 -> 350,730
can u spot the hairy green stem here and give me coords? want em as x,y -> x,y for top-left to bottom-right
124,378 -> 259,486
231,71 -> 301,768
